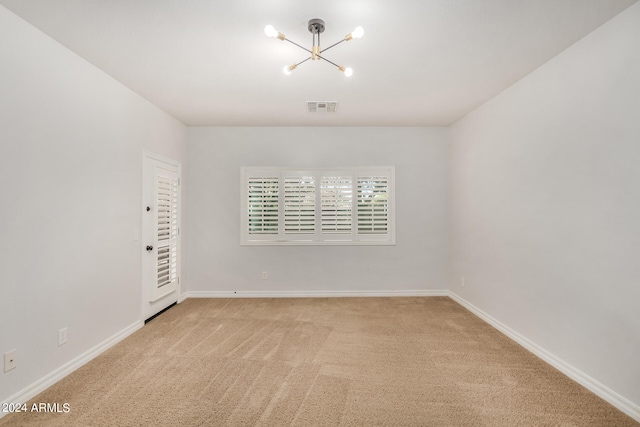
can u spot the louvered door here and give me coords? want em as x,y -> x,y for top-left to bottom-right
142,153 -> 181,320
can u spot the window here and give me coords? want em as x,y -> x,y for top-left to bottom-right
241,167 -> 395,245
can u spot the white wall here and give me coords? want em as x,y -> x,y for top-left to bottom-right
449,2 -> 640,411
187,127 -> 448,295
0,6 -> 186,403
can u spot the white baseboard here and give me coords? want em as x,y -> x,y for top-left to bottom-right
183,289 -> 448,298
178,292 -> 189,303
0,320 -> 143,419
448,291 -> 640,423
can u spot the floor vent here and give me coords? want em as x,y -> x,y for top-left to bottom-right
307,101 -> 338,113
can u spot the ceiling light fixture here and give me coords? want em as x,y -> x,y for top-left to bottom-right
265,18 -> 363,77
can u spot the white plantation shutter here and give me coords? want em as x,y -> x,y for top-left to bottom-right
156,175 -> 178,291
357,176 -> 389,234
284,176 -> 316,234
241,167 -> 394,245
321,177 -> 352,234
247,177 -> 279,235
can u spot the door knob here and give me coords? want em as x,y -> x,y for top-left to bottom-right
146,245 -> 153,251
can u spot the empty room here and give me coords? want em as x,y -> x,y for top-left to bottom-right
1,0 -> 639,425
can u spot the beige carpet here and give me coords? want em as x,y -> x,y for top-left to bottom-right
1,297 -> 637,426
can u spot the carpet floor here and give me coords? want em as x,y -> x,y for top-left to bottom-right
1,297 -> 637,426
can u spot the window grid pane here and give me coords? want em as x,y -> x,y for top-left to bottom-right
321,177 -> 352,234
284,176 -> 316,234
248,178 -> 279,234
357,177 -> 389,234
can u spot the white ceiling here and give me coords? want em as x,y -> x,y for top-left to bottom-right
1,0 -> 636,126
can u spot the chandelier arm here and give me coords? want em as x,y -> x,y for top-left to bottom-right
284,38 -> 313,55
316,54 -> 340,69
295,57 -> 312,67
321,39 -> 345,53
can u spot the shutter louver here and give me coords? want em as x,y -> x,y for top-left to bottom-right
357,176 -> 389,234
248,178 -> 279,234
156,176 -> 178,289
321,177 -> 352,233
284,176 -> 316,234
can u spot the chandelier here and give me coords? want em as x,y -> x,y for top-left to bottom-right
264,18 -> 364,77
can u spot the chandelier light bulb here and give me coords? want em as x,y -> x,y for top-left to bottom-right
264,25 -> 278,38
352,26 -> 364,39
283,64 -> 297,75
345,26 -> 364,41
339,65 -> 353,77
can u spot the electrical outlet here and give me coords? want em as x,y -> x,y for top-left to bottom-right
261,271 -> 268,280
461,277 -> 465,287
4,349 -> 17,372
58,328 -> 68,346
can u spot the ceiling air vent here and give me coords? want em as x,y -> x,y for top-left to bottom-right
307,101 -> 338,113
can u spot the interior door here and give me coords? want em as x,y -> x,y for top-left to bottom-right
142,152 -> 181,321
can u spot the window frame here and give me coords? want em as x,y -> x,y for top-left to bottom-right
241,167 -> 395,246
